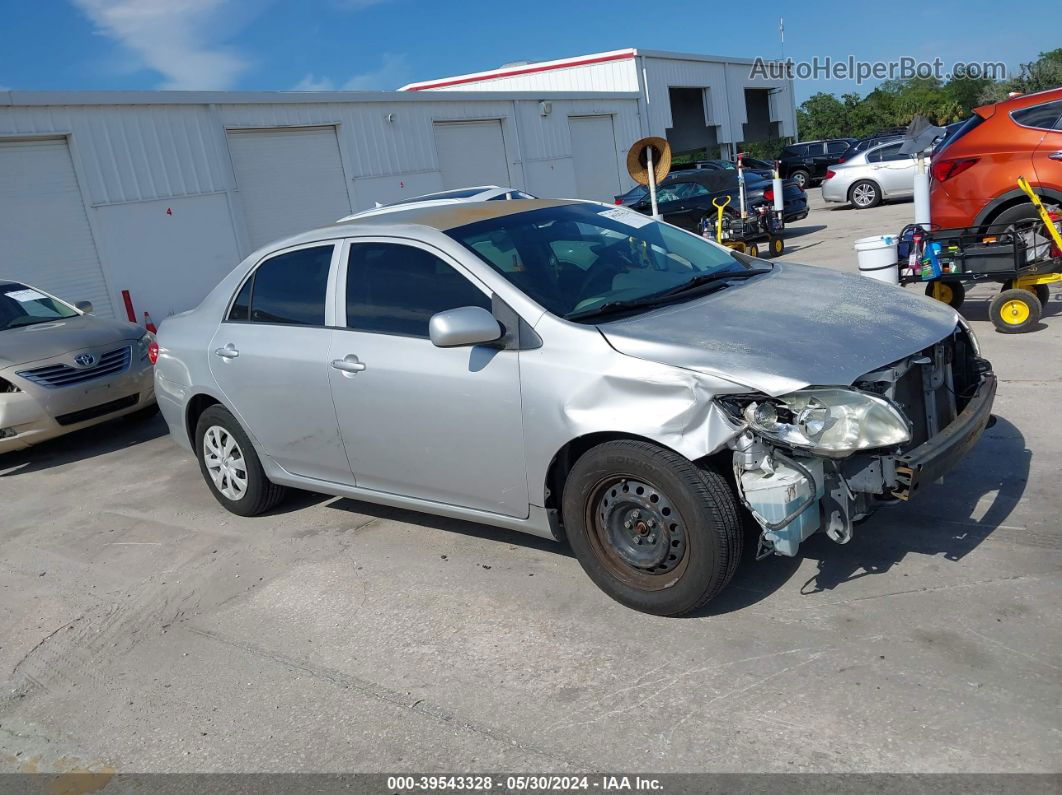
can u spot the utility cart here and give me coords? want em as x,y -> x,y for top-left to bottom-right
901,178 -> 1062,333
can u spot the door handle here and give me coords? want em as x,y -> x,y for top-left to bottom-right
214,344 -> 239,359
331,355 -> 366,374
1049,151 -> 1062,161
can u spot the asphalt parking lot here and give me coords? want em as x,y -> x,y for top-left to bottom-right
2,191 -> 1060,774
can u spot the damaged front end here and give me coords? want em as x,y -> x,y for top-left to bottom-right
720,322 -> 996,558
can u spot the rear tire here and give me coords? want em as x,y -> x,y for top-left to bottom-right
195,405 -> 287,516
990,288 -> 1041,333
849,180 -> 881,209
1003,278 -> 1050,308
790,169 -> 810,189
925,279 -> 965,309
561,440 -> 742,616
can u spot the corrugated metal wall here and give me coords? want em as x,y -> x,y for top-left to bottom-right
0,93 -> 641,319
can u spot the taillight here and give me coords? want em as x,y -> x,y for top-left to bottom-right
824,170 -> 836,180
931,157 -> 979,182
147,341 -> 159,365
615,198 -> 622,204
763,189 -> 774,202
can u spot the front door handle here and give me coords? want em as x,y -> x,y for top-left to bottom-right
331,355 -> 366,374
214,344 -> 239,359
1049,151 -> 1062,161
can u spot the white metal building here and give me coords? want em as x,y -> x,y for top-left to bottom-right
0,89 -> 640,322
401,48 -> 798,161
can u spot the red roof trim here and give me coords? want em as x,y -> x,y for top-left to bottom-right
404,51 -> 636,91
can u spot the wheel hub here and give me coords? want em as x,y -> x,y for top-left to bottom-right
596,479 -> 686,573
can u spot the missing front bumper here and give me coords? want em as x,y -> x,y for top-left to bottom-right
890,374 -> 997,500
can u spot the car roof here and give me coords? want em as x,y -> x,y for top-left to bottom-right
979,86 -> 1062,116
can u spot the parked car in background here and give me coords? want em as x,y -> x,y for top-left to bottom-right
613,183 -> 649,207
930,88 -> 1062,230
155,199 -> 995,616
342,186 -> 536,221
822,140 -> 923,209
630,169 -> 808,230
838,131 -> 905,163
0,281 -> 157,454
677,159 -> 774,179
777,138 -> 857,188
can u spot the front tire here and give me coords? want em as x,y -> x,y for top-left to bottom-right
195,405 -> 287,516
790,169 -> 810,189
561,440 -> 742,616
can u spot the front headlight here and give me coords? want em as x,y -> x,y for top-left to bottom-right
136,332 -> 154,361
733,388 -> 911,456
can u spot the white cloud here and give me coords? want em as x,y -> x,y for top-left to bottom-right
71,0 -> 257,90
292,54 -> 410,92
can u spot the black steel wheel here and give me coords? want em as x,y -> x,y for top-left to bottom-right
561,440 -> 742,616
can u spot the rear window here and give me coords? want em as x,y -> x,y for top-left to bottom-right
933,115 -> 984,157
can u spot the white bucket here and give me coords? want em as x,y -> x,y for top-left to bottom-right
854,234 -> 899,284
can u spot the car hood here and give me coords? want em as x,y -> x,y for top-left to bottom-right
597,261 -> 958,396
0,313 -> 143,368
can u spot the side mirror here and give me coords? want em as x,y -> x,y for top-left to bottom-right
74,300 -> 93,314
429,306 -> 502,348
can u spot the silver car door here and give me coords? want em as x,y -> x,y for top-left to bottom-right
208,241 -> 353,485
328,237 -> 528,517
870,143 -> 914,196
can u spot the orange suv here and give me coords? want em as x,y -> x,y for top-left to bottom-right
930,88 -> 1062,230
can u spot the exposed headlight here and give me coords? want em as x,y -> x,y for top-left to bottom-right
732,388 -> 911,456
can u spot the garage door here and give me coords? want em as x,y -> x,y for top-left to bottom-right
434,121 -> 511,189
227,126 -> 352,250
569,115 -> 621,202
0,138 -> 113,317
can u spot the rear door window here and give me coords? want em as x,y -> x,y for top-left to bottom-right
228,245 -> 334,325
827,141 -> 849,155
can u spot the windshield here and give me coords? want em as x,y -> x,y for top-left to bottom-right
0,282 -> 79,330
446,203 -> 747,320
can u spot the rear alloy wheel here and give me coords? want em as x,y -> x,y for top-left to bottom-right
562,440 -> 741,616
195,405 -> 287,516
790,169 -> 810,189
849,180 -> 881,209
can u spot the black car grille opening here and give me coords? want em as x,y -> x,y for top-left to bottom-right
55,394 -> 139,426
16,346 -> 132,388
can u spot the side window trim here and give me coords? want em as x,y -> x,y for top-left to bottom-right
335,235 -> 495,336
222,240 -> 341,327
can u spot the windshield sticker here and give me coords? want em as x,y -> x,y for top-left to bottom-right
5,289 -> 47,302
597,207 -> 655,229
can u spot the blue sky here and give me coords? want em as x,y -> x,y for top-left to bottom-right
0,0 -> 1055,102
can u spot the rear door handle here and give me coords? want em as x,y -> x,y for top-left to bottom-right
331,355 -> 366,374
214,344 -> 239,359
1049,151 -> 1062,161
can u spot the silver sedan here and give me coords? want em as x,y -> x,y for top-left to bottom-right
821,141 -> 922,209
0,280 -> 157,453
155,199 -> 995,615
